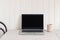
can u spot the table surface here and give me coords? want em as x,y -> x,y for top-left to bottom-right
0,30 -> 60,40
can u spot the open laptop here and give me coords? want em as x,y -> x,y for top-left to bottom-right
19,14 -> 44,35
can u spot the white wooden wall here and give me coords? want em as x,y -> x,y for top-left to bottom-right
0,0 -> 59,30
55,0 -> 60,29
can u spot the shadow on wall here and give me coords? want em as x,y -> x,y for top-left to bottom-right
16,15 -> 22,30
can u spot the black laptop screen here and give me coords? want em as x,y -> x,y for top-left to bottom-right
22,14 -> 43,29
